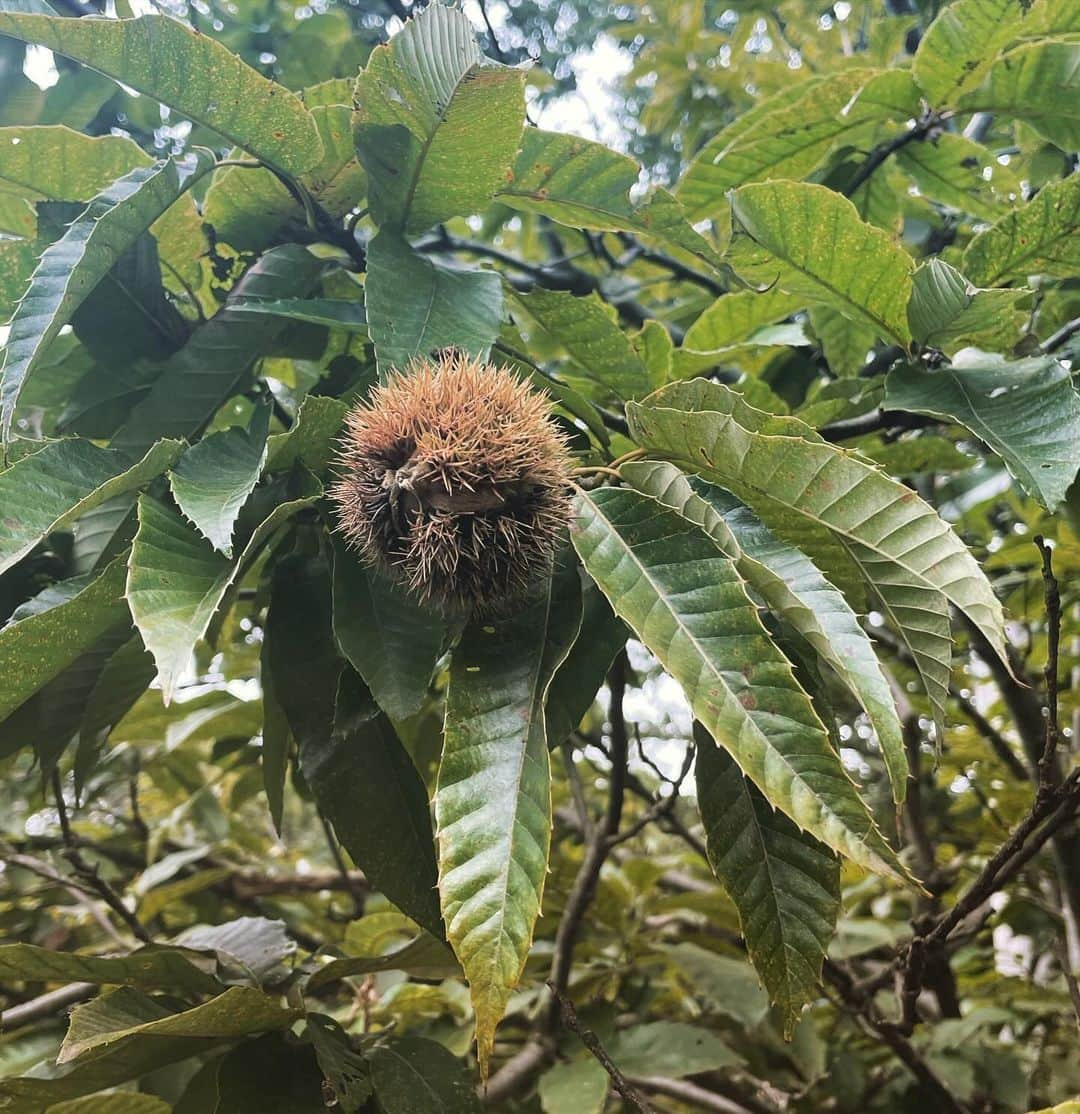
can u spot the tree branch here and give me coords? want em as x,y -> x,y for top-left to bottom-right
548,983 -> 655,1112
52,772 -> 152,945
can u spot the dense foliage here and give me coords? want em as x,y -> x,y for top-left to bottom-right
0,0 -> 1078,1111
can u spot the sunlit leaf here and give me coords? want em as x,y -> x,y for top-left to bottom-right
678,70 -> 878,221
912,0 -> 1030,106
962,168 -> 1080,286
499,128 -> 725,273
958,41 -> 1080,150
0,124 -> 147,202
729,181 -> 913,346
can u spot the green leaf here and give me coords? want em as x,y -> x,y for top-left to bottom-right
728,181 -> 914,346
682,288 -> 802,353
201,97 -> 364,252
511,288 -> 653,402
0,13 -> 322,173
628,378 -> 1009,677
809,306 -> 877,379
366,229 -> 503,378
301,669 -> 444,938
368,1037 -> 481,1114
231,298 -> 366,331
125,496 -> 232,704
958,41 -> 1080,150
173,916 -> 296,986
896,133 -> 1019,222
46,1098 -> 170,1114
266,552 -> 341,757
606,1019 -> 742,1076
538,1056 -> 608,1114
0,943 -> 224,997
435,564 -> 580,1075
545,576 -> 623,749
0,238 -> 37,322
75,632 -> 155,792
212,1034 -> 325,1112
0,151 -> 214,442
112,244 -> 325,454
571,485 -> 905,880
0,125 -> 147,202
265,395 -> 348,476
884,352 -> 1080,511
663,943 -> 771,1027
0,559 -> 128,722
498,128 -> 724,274
307,927 -> 459,990
621,461 -> 907,804
355,3 -> 526,236
696,729 -> 841,1038
168,403 -> 271,556
259,623 -> 291,837
59,986 -> 296,1065
0,438 -> 182,576
330,535 -> 445,721
305,1014 -> 372,1114
962,167 -> 1080,286
912,0 -> 1029,106
677,70 -> 877,221
128,472 -> 323,706
907,259 -> 1027,355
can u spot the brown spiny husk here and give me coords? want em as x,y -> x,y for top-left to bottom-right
329,353 -> 575,614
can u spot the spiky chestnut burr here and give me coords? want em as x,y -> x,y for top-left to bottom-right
329,353 -> 575,614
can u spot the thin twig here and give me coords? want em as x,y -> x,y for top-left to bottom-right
1034,536 -> 1061,793
1041,315 -> 1080,354
843,112 -> 945,197
547,983 -> 655,1112
52,772 -> 152,944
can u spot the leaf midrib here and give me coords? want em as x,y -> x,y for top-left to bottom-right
579,492 -> 891,875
